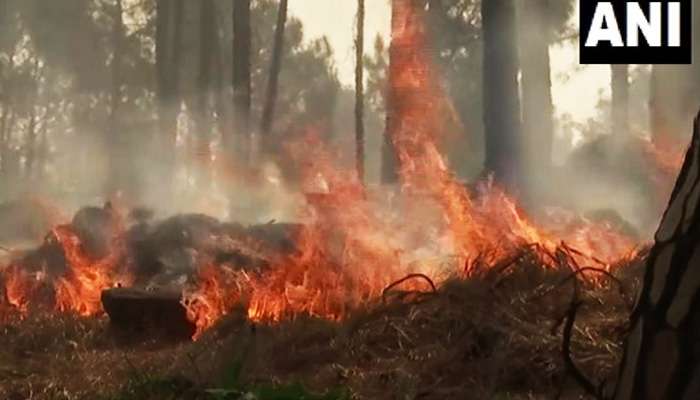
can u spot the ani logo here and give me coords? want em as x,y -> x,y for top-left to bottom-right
580,0 -> 692,64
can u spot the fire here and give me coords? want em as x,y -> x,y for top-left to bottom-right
1,211 -> 130,318
0,0 -> 662,340
52,224 -> 129,316
182,262 -> 244,338
2,265 -> 38,316
178,0 -> 645,338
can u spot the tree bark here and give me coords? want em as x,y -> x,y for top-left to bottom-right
612,111 -> 700,399
155,0 -> 184,184
381,0 -> 404,185
232,0 -> 252,164
106,0 -> 125,198
355,0 -> 366,183
24,58 -> 40,182
481,0 -> 521,189
259,0 -> 288,157
611,64 -> 629,137
196,0 -> 216,188
519,0 -> 554,184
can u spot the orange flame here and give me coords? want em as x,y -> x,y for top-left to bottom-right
179,0 -> 643,338
1,211 -> 130,318
0,0 -> 651,339
52,224 -> 128,317
2,265 -> 38,316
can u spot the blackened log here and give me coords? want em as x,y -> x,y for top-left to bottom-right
101,287 -> 195,340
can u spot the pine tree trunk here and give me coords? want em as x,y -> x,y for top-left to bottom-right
612,111 -> 700,399
24,103 -> 37,181
196,0 -> 215,188
611,64 -> 629,137
355,0 -> 366,183
0,105 -> 7,181
212,10 -> 228,158
232,0 -> 252,164
381,0 -> 405,185
481,0 -> 521,189
519,0 -> 553,190
155,0 -> 184,184
24,58 -> 40,183
260,0 -> 288,157
106,0 -> 124,198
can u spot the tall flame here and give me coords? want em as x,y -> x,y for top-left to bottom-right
1,0 -> 644,339
1,212 -> 130,318
179,0 -> 642,339
52,224 -> 129,316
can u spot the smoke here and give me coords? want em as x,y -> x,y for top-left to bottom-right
0,0 -> 689,251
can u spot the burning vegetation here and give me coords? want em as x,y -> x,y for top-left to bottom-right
0,0 -> 698,399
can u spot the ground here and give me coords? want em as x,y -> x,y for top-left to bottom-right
0,254 -> 644,400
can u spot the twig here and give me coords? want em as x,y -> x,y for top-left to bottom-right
382,273 -> 437,303
561,242 -> 608,267
532,267 -> 628,306
493,244 -> 539,274
561,298 -> 605,400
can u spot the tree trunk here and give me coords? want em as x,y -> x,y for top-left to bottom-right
212,9 -> 227,147
0,105 -> 7,180
232,0 -> 252,164
155,0 -> 184,185
196,0 -> 216,188
612,111 -> 700,399
355,0 -> 366,183
24,104 -> 37,180
611,64 -> 629,137
481,0 -> 521,189
380,0 -> 404,185
259,0 -> 288,157
519,0 -> 554,190
24,58 -> 40,182
106,0 -> 124,198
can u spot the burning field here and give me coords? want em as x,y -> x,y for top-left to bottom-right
0,1 -> 691,399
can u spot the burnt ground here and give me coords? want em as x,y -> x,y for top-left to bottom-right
0,255 -> 644,400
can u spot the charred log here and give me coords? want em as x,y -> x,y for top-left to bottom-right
101,287 -> 195,340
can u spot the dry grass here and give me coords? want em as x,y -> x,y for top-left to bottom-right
0,253 -> 645,400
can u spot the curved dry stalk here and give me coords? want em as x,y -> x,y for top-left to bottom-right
382,273 -> 437,304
